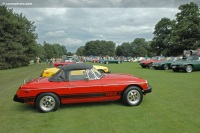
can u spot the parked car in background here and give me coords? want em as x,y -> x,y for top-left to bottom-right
123,57 -> 135,62
41,64 -> 110,77
140,56 -> 165,68
152,57 -> 177,70
14,63 -> 152,113
136,57 -> 145,62
54,61 -> 75,67
171,56 -> 200,73
90,59 -> 99,63
104,59 -> 122,64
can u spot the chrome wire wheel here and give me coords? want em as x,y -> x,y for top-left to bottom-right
127,90 -> 141,105
163,64 -> 169,70
185,65 -> 193,73
40,96 -> 56,112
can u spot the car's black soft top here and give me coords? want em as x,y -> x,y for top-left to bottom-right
60,63 -> 92,71
49,63 -> 92,82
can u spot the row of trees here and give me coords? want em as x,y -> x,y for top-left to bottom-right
76,2 -> 200,57
76,38 -> 153,57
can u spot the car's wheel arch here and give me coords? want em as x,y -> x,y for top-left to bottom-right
185,64 -> 193,72
121,85 -> 143,106
122,84 -> 143,96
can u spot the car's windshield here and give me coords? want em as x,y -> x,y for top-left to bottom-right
92,68 -> 103,79
187,56 -> 199,61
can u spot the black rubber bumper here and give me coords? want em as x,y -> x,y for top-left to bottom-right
143,85 -> 152,94
13,94 -> 25,103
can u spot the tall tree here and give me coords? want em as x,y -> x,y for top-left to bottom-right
84,40 -> 116,56
116,42 -> 132,57
170,2 -> 200,55
131,38 -> 151,57
151,17 -> 175,56
0,6 -> 38,69
76,46 -> 85,56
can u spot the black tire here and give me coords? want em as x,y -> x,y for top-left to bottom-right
163,64 -> 169,70
123,86 -> 143,106
142,66 -> 146,68
185,65 -> 193,73
36,93 -> 60,113
149,63 -> 153,68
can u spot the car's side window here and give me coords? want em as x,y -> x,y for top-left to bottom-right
69,70 -> 87,81
57,70 -> 65,80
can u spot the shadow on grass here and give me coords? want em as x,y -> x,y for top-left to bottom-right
14,100 -> 125,113
60,100 -> 124,110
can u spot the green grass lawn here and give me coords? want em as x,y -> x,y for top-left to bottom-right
0,62 -> 199,133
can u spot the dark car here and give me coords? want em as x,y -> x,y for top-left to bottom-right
171,56 -> 200,72
152,57 -> 177,70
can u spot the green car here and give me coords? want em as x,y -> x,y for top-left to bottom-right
171,56 -> 200,73
152,60 -> 175,70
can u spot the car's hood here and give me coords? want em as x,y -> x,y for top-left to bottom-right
93,65 -> 107,69
153,60 -> 174,64
44,67 -> 59,73
171,60 -> 192,65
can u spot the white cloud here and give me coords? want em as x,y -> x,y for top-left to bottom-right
64,38 -> 83,46
12,7 -> 179,52
45,31 -> 67,38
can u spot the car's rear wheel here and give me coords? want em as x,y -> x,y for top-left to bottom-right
185,65 -> 193,73
163,64 -> 169,70
123,86 -> 143,106
149,63 -> 153,68
36,93 -> 60,113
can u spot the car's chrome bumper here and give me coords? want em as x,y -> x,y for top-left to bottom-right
143,85 -> 152,94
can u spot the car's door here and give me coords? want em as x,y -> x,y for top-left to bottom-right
63,69 -> 104,104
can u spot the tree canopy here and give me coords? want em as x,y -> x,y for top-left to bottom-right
0,6 -> 38,69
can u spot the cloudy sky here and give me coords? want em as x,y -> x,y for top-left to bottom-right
2,0 -> 200,52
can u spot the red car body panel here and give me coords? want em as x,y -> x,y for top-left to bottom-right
140,59 -> 164,68
15,73 -> 149,105
54,62 -> 75,67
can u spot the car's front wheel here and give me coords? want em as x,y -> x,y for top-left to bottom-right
185,65 -> 193,73
36,93 -> 60,113
163,64 -> 169,70
149,63 -> 153,68
123,86 -> 143,106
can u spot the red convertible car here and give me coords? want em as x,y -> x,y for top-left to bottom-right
13,63 -> 152,113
